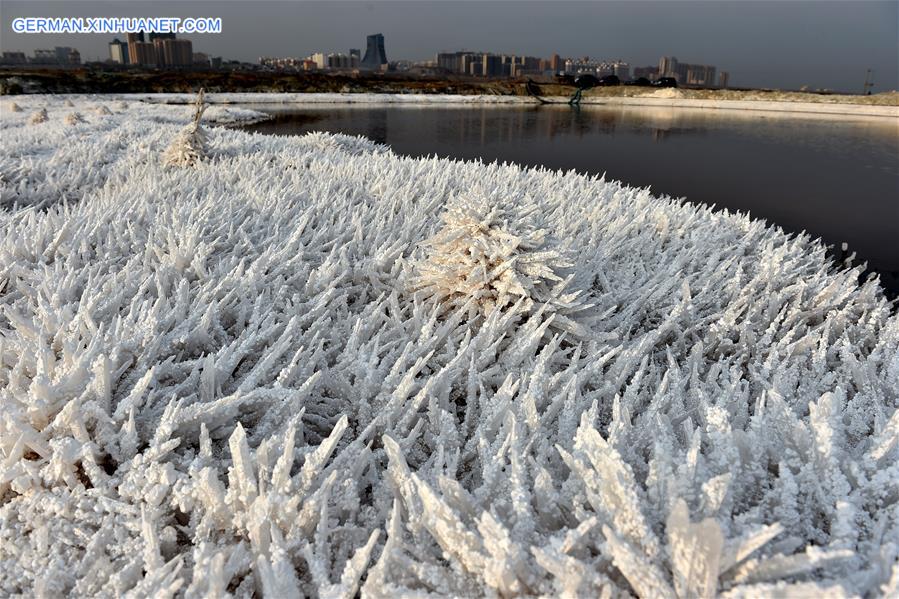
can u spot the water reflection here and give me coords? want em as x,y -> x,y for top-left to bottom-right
242,104 -> 899,297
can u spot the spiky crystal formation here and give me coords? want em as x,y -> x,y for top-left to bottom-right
29,108 -> 48,124
0,95 -> 897,598
163,89 -> 210,167
64,112 -> 85,126
413,195 -> 592,336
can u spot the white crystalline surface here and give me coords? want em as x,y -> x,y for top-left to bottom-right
1,96 -> 898,598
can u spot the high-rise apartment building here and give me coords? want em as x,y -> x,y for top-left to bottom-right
124,32 -> 192,67
326,53 -> 358,69
658,56 -> 678,78
1,51 -> 27,64
550,54 -> 561,72
361,33 -> 387,70
611,61 -> 630,80
437,51 -> 469,74
32,47 -> 79,65
436,52 -> 458,73
131,42 -> 158,66
155,38 -> 193,67
153,38 -> 167,64
719,71 -> 730,88
685,64 -> 716,86
508,55 -> 542,77
109,38 -> 129,64
32,49 -> 57,64
461,54 -> 476,75
437,51 -> 501,76
150,33 -> 193,67
126,32 -> 144,65
54,47 -> 76,64
659,55 -> 718,87
481,54 -> 502,77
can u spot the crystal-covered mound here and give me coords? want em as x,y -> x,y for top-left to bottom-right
1,96 -> 897,597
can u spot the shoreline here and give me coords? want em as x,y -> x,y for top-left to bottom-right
112,92 -> 899,120
577,95 -> 899,119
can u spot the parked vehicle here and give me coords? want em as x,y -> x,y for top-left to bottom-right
653,77 -> 678,88
626,77 -> 652,87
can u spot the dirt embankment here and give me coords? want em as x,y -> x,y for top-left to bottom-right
2,67 -> 496,95
2,66 -> 896,106
576,86 -> 899,106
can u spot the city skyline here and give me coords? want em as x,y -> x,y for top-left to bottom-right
1,1 -> 897,92
6,41 -> 730,90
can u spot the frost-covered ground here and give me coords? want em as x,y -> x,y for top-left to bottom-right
1,96 -> 898,597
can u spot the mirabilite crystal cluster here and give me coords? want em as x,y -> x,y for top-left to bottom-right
1,96 -> 898,597
163,90 -> 210,168
412,196 -> 593,337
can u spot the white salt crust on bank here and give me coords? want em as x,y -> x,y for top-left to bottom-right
124,91 -> 899,120
1,96 -> 898,597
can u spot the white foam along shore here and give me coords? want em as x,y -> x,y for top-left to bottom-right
1,96 -> 899,597
112,91 -> 899,120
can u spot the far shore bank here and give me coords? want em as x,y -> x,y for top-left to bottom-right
107,92 -> 899,121
571,95 -> 899,119
3,66 -> 896,114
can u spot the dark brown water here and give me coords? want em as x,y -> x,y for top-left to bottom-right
241,104 -> 899,297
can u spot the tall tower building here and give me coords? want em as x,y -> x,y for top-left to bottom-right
482,54 -> 502,77
460,53 -> 475,75
718,71 -> 730,88
160,39 -> 193,67
132,42 -> 157,66
658,56 -> 678,78
550,54 -> 561,72
150,33 -> 175,66
54,47 -> 74,64
361,33 -> 387,70
109,38 -> 129,64
126,32 -> 144,65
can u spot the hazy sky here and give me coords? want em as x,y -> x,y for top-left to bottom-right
2,1 -> 896,92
